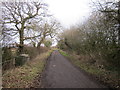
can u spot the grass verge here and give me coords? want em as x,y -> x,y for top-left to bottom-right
2,49 -> 53,88
59,49 -> 119,88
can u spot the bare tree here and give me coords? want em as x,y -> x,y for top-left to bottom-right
37,18 -> 61,48
2,1 -> 48,53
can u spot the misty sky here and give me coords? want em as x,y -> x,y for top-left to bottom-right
46,0 -> 93,28
45,0 -> 95,46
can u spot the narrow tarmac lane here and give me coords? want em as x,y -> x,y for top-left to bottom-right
42,50 -> 106,88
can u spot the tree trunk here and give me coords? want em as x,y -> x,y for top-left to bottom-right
64,38 -> 72,49
19,30 -> 24,54
19,22 -> 25,54
118,1 -> 120,45
37,36 -> 45,54
37,37 -> 45,48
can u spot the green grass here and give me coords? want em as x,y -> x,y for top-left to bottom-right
59,50 -> 69,57
2,49 -> 54,88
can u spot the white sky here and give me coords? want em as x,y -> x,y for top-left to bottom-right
46,0 -> 93,28
45,0 -> 94,46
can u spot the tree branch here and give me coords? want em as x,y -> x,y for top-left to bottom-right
24,34 -> 42,40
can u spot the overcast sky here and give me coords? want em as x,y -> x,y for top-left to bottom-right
44,0 -> 95,46
1,0 -> 95,46
45,0 -> 93,29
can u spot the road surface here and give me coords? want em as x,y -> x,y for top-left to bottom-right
41,50 -> 106,88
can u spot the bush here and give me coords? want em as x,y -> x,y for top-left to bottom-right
2,47 -> 13,62
23,46 -> 48,59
